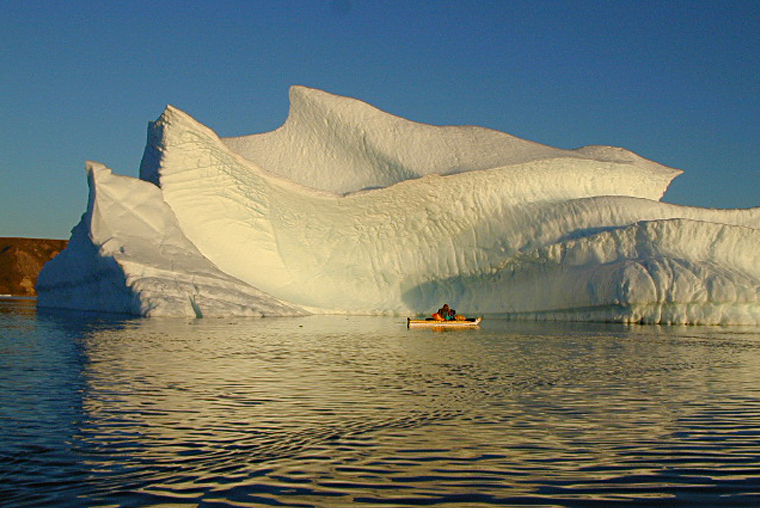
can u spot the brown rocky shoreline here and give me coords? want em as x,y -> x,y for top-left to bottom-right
0,237 -> 67,297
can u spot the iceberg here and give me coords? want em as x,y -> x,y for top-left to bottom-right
37,86 -> 760,324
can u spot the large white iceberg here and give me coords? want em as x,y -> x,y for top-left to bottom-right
37,86 -> 760,324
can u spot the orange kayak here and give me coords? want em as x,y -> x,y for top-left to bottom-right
407,317 -> 482,328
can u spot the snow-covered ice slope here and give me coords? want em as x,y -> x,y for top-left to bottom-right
38,86 -> 760,323
217,87 -> 681,197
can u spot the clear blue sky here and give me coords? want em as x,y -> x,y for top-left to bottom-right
2,0 -> 758,239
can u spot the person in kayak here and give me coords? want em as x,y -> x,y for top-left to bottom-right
432,304 -> 459,321
432,304 -> 450,321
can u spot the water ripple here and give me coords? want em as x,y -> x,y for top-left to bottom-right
2,308 -> 760,506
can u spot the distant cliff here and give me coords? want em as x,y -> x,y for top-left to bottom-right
0,238 -> 67,297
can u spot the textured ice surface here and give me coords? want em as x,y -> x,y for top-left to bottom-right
38,87 -> 760,323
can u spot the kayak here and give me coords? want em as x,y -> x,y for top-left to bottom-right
407,317 -> 482,329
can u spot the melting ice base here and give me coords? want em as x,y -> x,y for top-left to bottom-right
37,87 -> 760,324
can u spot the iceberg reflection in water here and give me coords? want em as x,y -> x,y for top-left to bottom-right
3,299 -> 760,506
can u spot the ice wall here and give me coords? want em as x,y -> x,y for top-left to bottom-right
38,86 -> 760,323
36,162 -> 306,317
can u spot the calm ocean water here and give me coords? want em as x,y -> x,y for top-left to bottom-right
2,297 -> 760,507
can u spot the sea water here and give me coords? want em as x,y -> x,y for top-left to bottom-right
2,297 -> 760,507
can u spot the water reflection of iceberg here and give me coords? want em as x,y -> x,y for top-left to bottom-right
12,309 -> 760,506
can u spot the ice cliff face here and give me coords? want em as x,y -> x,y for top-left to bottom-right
38,86 -> 760,324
